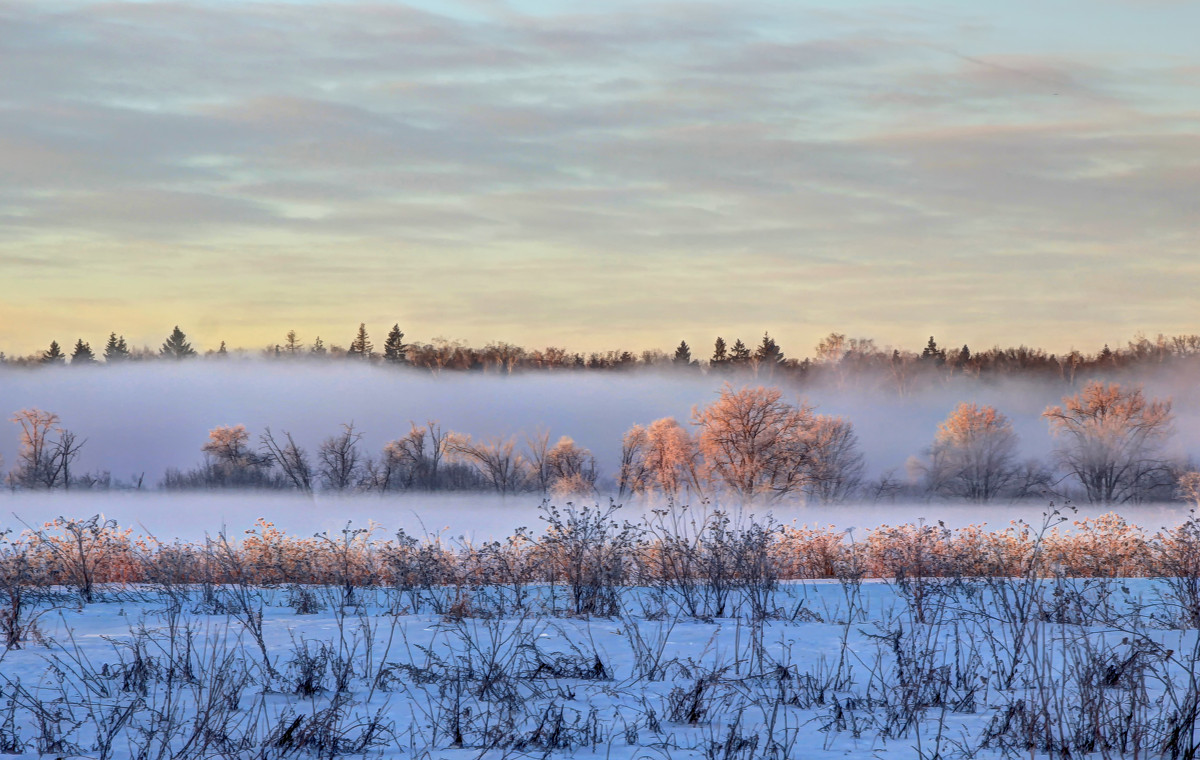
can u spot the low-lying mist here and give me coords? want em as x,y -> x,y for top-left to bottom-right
1,492 -> 1195,544
1,361 -> 1199,517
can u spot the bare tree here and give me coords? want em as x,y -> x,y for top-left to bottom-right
804,415 -> 865,503
617,424 -> 650,500
1044,381 -> 1174,504
444,433 -> 529,494
260,427 -> 313,493
319,423 -> 365,491
379,420 -> 445,491
919,403 -> 1018,503
525,427 -> 552,494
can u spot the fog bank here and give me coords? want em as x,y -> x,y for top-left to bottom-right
1,362 -> 1198,490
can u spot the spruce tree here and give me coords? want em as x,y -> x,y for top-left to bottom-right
711,336 -> 728,363
754,332 -> 784,366
41,340 -> 65,365
103,333 -> 131,362
954,345 -> 971,369
70,339 -> 96,365
673,340 -> 693,367
382,324 -> 408,364
160,326 -> 197,359
921,336 -> 946,364
311,336 -> 327,356
729,339 -> 751,365
347,323 -> 373,360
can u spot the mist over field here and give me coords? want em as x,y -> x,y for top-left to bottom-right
2,361 -> 1200,538
2,491 -> 1195,546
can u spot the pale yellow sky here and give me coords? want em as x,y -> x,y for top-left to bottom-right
2,0 -> 1198,358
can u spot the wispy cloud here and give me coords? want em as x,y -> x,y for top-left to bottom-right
0,0 -> 1196,355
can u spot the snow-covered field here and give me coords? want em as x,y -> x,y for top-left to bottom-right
3,572 -> 1200,759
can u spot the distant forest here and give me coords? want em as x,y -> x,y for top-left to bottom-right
5,324 -> 1200,391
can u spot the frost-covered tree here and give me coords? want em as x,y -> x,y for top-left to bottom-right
693,385 -> 814,499
7,409 -> 83,490
444,433 -> 529,494
921,403 -> 1018,502
164,424 -> 276,489
640,417 -> 702,499
544,436 -> 598,496
1045,382 -> 1174,504
160,326 -> 197,359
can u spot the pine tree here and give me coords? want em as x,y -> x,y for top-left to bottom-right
311,336 -> 326,356
70,339 -> 96,365
217,341 -> 228,357
160,326 -> 197,359
347,323 -> 373,360
41,340 -> 65,365
284,330 -> 302,354
103,333 -> 131,362
382,324 -> 408,365
672,340 -> 694,367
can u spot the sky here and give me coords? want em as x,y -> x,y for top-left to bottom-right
1,0 -> 1197,358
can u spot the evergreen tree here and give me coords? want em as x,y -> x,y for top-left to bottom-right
1099,344 -> 1114,363
160,326 -> 197,359
284,330 -> 302,354
754,332 -> 785,366
41,340 -> 65,365
954,344 -> 971,369
217,341 -> 228,357
921,336 -> 946,365
347,323 -> 373,360
103,333 -> 131,362
70,339 -> 96,365
729,339 -> 752,365
672,340 -> 694,367
382,324 -> 409,364
711,336 -> 728,371
311,336 -> 326,356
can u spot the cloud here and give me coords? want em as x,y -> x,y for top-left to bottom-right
0,0 -> 1197,355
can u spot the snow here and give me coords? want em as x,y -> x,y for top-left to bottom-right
1,578 -> 1197,759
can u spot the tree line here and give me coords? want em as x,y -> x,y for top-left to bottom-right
6,325 -> 1200,391
4,382 -> 1196,506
